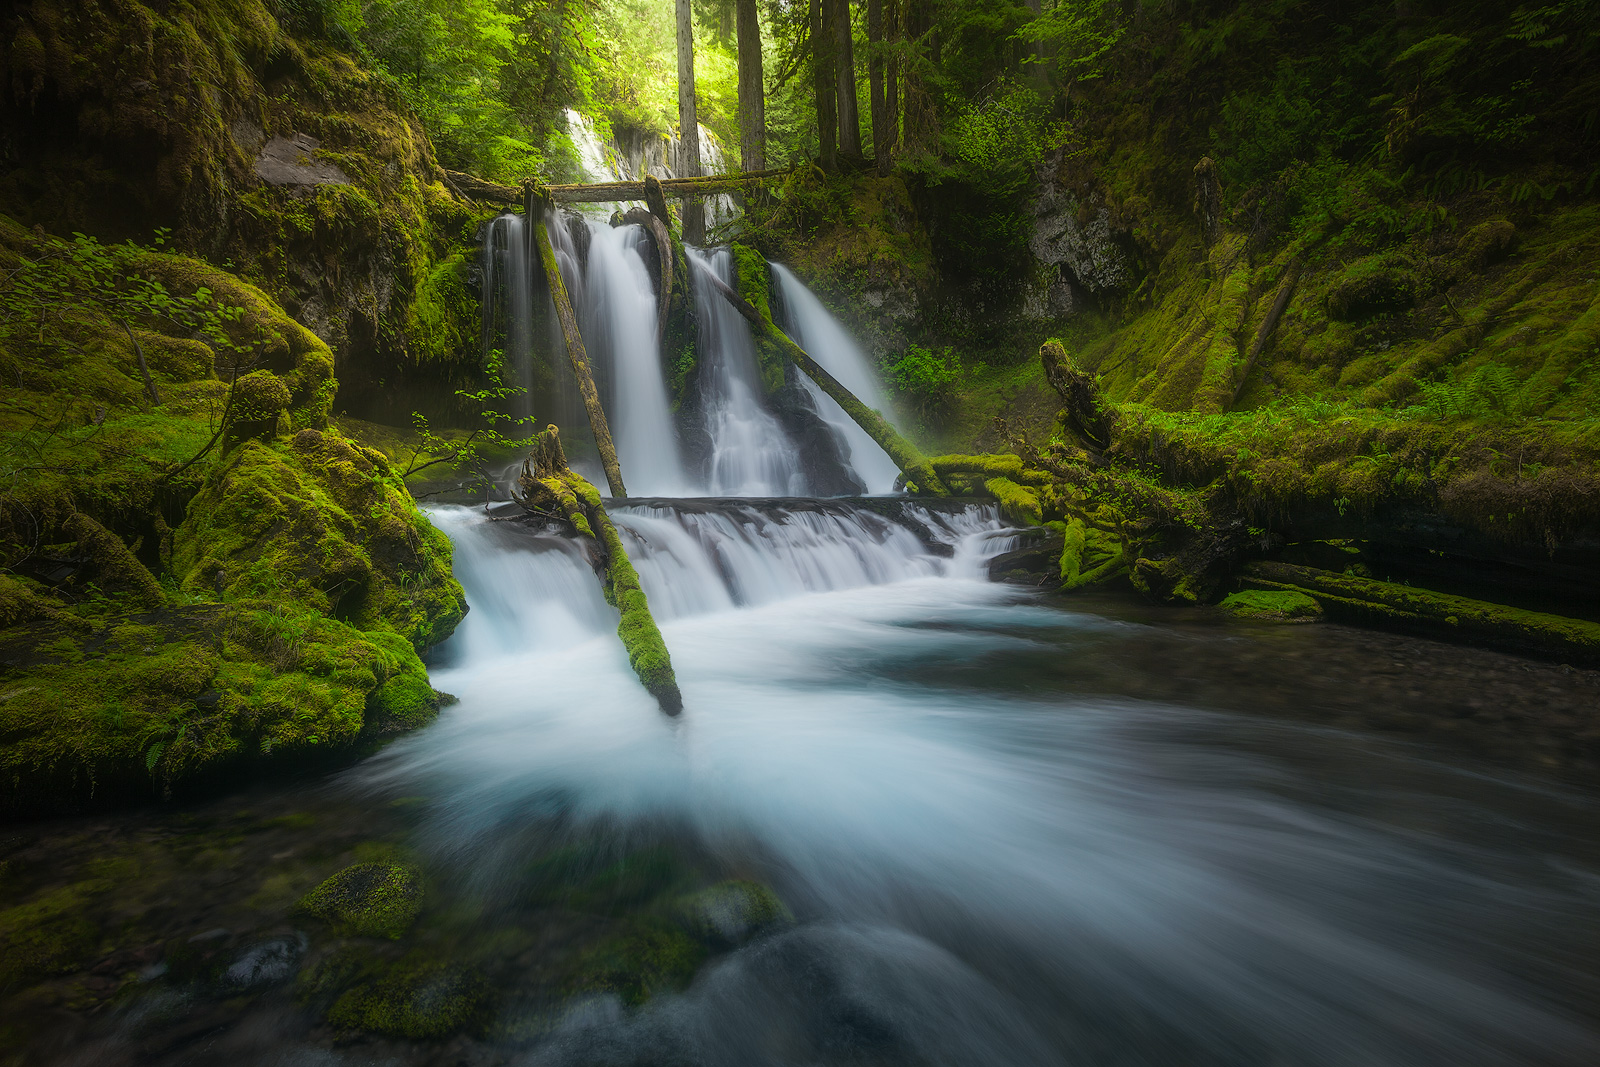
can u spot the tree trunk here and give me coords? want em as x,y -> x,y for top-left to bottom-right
901,0 -> 935,158
883,0 -> 899,166
529,187 -> 627,498
834,0 -> 863,162
675,0 -> 705,244
736,0 -> 765,172
812,0 -> 838,170
867,0 -> 886,174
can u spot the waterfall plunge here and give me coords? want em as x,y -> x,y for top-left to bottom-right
771,263 -> 904,494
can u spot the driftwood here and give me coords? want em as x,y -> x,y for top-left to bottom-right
443,168 -> 790,206
696,263 -> 949,495
527,184 -> 628,498
515,426 -> 684,713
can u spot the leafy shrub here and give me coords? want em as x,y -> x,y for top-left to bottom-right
887,344 -> 963,416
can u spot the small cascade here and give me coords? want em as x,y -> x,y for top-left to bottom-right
771,263 -> 904,494
479,215 -> 535,420
434,500 -> 1015,635
564,107 -> 737,228
582,223 -> 689,495
687,246 -> 807,496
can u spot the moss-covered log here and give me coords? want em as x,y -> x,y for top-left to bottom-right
442,168 -> 790,206
1241,560 -> 1600,665
697,258 -> 949,495
527,185 -> 627,498
1040,342 -> 1118,456
515,427 -> 683,714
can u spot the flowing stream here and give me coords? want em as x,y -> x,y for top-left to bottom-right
370,502 -> 1600,1067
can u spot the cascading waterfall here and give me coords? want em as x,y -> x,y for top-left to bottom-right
479,214 -> 535,420
565,107 -> 738,229
686,246 -> 807,496
582,223 -> 689,495
771,262 -> 904,494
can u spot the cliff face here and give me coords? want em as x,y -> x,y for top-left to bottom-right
0,5 -> 482,815
0,0 -> 486,421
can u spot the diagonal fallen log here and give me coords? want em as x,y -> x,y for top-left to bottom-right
527,183 -> 628,498
515,426 -> 684,714
695,262 -> 949,496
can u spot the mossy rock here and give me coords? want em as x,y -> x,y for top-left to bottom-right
325,959 -> 490,1038
563,921 -> 707,1007
1218,589 -> 1323,621
675,880 -> 794,947
1455,219 -> 1518,271
298,862 -> 423,939
0,879 -> 111,992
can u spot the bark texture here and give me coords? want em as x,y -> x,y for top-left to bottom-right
675,0 -> 705,244
834,0 -> 863,161
812,0 -> 838,170
528,187 -> 627,498
736,0 -> 766,172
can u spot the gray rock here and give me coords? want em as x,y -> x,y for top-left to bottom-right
254,134 -> 350,187
222,933 -> 307,992
1029,157 -> 1131,296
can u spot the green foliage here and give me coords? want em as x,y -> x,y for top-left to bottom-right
945,82 -> 1063,188
887,344 -> 963,416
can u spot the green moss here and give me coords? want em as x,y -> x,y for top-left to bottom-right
984,476 -> 1043,526
298,862 -> 424,939
731,243 -> 787,395
0,878 -> 112,991
564,921 -> 706,1007
1058,517 -> 1127,591
406,253 -> 476,365
1218,589 -> 1323,620
676,880 -> 793,947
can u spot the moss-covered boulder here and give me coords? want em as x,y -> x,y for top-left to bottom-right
563,921 -> 706,1007
676,880 -> 794,948
298,863 -> 424,939
325,959 -> 490,1038
171,431 -> 465,651
1218,589 -> 1323,621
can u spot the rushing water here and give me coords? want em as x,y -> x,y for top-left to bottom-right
389,503 -> 1599,1067
6,499 -> 1600,1065
771,263 -> 902,494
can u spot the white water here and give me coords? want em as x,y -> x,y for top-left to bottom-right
771,262 -> 904,494
582,223 -> 689,495
376,505 -> 1600,1067
565,107 -> 737,229
480,214 -> 536,419
687,247 -> 807,496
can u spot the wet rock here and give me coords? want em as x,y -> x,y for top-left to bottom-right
326,959 -> 491,1038
253,134 -> 351,187
677,880 -> 794,948
222,934 -> 307,992
1218,590 -> 1323,621
297,863 -> 423,939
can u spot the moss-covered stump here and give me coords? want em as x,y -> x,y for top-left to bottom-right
1218,589 -> 1323,621
1242,561 -> 1600,664
298,863 -> 424,939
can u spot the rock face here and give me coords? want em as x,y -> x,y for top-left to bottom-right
253,134 -> 352,188
1028,154 -> 1133,305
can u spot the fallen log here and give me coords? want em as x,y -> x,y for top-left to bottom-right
696,262 -> 949,496
442,168 -> 790,206
527,184 -> 628,498
515,426 -> 683,713
1240,560 -> 1600,666
620,206 -> 674,345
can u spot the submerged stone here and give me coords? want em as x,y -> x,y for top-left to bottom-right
325,959 -> 490,1038
676,880 -> 795,947
297,863 -> 423,939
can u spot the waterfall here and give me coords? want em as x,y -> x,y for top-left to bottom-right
564,107 -> 738,229
771,263 -> 904,494
479,215 -> 535,420
687,247 -> 807,496
583,223 -> 689,495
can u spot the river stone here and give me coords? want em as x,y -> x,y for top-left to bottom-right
254,134 -> 351,187
677,880 -> 794,947
222,933 -> 307,991
297,863 -> 423,939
